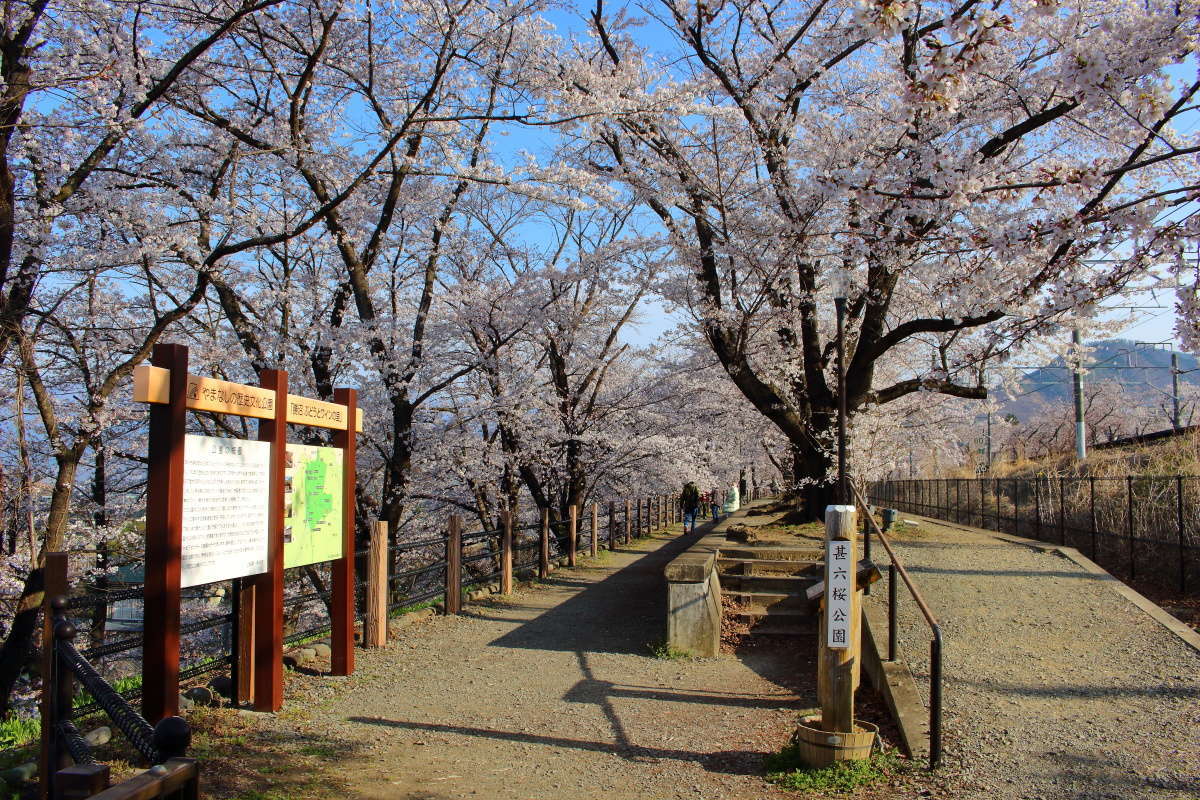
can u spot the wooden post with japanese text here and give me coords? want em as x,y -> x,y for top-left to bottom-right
818,505 -> 859,733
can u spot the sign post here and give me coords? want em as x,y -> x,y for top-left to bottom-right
143,344 -> 188,722
252,368 -> 287,712
330,387 -> 357,676
818,504 -> 859,734
135,345 -> 362,718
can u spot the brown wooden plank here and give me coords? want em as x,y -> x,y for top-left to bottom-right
253,369 -> 287,712
235,581 -> 255,706
331,388 -> 357,675
143,343 -> 187,723
133,365 -> 363,431
365,521 -> 388,647
501,511 -> 513,594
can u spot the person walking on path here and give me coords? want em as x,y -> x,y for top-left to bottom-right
680,481 -> 701,533
709,486 -> 722,523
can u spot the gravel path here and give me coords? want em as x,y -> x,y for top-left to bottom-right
886,515 -> 1200,800
263,524 -> 813,800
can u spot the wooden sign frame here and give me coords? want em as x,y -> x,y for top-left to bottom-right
138,344 -> 359,720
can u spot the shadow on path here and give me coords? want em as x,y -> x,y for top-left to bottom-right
485,524 -> 716,656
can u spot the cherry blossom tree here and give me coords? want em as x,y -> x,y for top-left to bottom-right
561,0 -> 1199,514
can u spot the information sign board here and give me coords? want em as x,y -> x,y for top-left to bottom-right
181,435 -> 271,588
283,443 -> 345,568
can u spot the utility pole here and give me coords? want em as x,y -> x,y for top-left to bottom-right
1172,352 -> 1181,430
986,409 -> 992,469
1072,329 -> 1087,461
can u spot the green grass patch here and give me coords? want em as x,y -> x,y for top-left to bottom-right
646,641 -> 692,660
0,714 -> 39,751
765,744 -> 904,793
388,597 -> 440,618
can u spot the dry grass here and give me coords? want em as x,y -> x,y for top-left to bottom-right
976,430 -> 1200,480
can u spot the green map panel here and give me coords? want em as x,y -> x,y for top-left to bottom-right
283,443 -> 344,569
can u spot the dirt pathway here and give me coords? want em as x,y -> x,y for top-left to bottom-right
232,521 -> 815,800
885,514 -> 1200,800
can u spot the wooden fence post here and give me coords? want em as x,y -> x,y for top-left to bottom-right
39,552 -> 68,800
501,510 -> 513,594
568,504 -> 578,567
365,521 -> 388,647
818,505 -> 860,733
608,502 -> 616,549
330,386 -> 357,677
624,499 -> 631,544
539,508 -> 550,579
590,503 -> 598,557
446,514 -> 462,614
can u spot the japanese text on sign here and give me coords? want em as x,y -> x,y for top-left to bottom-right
825,539 -> 853,649
180,434 -> 271,587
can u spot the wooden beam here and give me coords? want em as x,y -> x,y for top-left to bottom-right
252,368 -> 287,712
133,365 -> 363,431
331,387 -> 357,675
143,343 -> 187,723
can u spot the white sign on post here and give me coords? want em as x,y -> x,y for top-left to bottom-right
825,538 -> 853,649
180,434 -> 272,588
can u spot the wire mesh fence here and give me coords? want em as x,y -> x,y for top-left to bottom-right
869,477 -> 1200,594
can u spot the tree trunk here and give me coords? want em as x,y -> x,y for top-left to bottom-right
0,453 -> 81,714
790,438 -> 835,521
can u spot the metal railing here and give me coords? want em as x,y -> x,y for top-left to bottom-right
849,484 -> 944,769
870,477 -> 1200,593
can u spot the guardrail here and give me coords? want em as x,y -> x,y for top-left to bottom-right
870,476 -> 1199,593
849,484 -> 944,769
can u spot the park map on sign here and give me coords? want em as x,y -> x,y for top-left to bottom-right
283,443 -> 344,568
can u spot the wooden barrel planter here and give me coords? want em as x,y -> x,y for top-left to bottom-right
791,716 -> 878,768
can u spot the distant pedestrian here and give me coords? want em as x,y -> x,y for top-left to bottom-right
680,481 -> 701,533
723,483 -> 740,515
699,490 -> 710,518
709,486 -> 721,523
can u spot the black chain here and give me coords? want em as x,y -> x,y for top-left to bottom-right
55,721 -> 96,765
55,637 -> 158,763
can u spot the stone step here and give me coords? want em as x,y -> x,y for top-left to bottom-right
732,605 -> 812,620
719,545 -> 822,562
720,574 -> 820,593
716,557 -> 820,576
744,621 -> 816,637
724,590 -> 811,612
